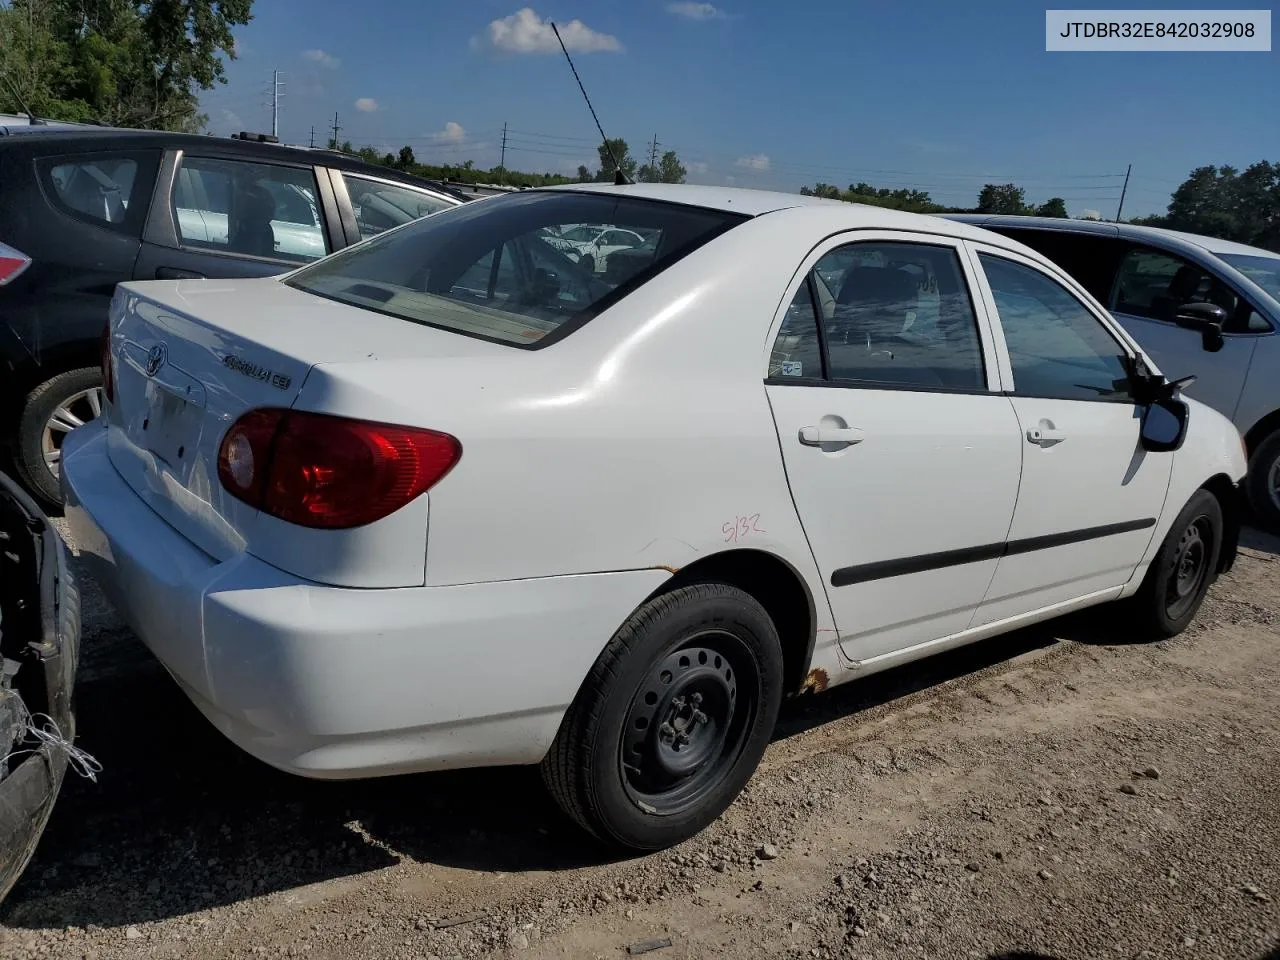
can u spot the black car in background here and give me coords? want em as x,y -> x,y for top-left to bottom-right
0,129 -> 466,506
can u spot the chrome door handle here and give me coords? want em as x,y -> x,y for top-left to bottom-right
799,425 -> 864,447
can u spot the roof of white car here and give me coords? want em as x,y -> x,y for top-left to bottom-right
542,182 -> 1010,243
948,214 -> 1280,261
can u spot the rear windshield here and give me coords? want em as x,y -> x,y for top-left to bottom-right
284,191 -> 747,348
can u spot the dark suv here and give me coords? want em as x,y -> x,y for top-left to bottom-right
0,129 -> 465,506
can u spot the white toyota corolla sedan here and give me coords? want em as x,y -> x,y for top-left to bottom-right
63,183 -> 1246,851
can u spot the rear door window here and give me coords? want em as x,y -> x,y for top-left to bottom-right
172,156 -> 328,263
38,151 -> 159,235
342,174 -> 456,241
285,191 -> 746,348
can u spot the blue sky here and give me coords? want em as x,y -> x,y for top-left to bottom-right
202,1 -> 1279,218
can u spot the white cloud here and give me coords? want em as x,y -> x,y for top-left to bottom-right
302,49 -> 341,69
430,121 -> 467,142
735,153 -> 771,173
475,7 -> 622,54
687,161 -> 709,174
725,175 -> 737,184
1080,208 -> 1103,220
220,109 -> 243,130
667,2 -> 726,20
355,98 -> 380,113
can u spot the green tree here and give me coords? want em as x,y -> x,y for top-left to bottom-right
0,0 -> 252,130
1035,197 -> 1068,218
397,145 -> 416,169
594,138 -> 637,182
657,150 -> 687,184
1159,163 -> 1280,250
576,164 -> 592,183
977,183 -> 1029,215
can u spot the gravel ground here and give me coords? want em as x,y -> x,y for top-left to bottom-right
1,525 -> 1278,960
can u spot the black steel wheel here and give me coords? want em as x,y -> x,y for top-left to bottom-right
1164,515 -> 1212,622
1127,488 -> 1223,639
542,583 -> 784,851
620,634 -> 757,817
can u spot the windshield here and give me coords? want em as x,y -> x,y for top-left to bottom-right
1221,253 -> 1280,303
285,191 -> 745,348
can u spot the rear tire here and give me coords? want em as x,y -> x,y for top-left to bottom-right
541,583 -> 784,851
13,368 -> 105,509
1125,488 -> 1223,640
1245,429 -> 1280,534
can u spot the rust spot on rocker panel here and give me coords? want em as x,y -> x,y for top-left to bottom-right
801,667 -> 830,694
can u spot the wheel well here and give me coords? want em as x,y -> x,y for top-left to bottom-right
1243,409 -> 1280,459
1,344 -> 101,425
647,549 -> 817,695
1201,472 -> 1242,574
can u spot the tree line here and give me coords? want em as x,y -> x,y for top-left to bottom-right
0,0 -> 250,132
327,136 -> 689,191
801,165 -> 1280,253
799,181 -> 1069,219
1132,162 -> 1279,253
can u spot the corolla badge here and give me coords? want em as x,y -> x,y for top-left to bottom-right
145,343 -> 168,377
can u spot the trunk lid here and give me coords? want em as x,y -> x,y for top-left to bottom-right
105,276 -> 510,567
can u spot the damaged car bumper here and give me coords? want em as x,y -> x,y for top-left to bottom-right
0,471 -> 79,903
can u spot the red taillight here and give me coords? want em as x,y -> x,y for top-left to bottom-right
0,241 -> 31,286
100,322 -> 114,404
217,409 -> 461,529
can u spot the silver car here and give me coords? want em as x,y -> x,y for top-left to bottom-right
948,215 -> 1280,532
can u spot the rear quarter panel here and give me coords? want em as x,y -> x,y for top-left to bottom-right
290,209 -> 838,628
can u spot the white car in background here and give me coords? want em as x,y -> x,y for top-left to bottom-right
544,222 -> 650,275
63,184 -> 1246,852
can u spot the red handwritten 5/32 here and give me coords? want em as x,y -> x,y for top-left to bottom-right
723,514 -> 765,543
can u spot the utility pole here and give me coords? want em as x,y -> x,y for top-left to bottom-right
309,125 -> 315,148
498,122 -> 508,185
269,69 -> 285,139
330,112 -> 341,150
1115,163 -> 1132,222
647,133 -> 659,182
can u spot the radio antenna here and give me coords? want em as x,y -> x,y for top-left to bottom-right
1,70 -> 46,125
549,21 -> 630,185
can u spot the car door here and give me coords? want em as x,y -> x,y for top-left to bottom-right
331,171 -> 459,244
1107,243 -> 1268,420
966,243 -> 1173,625
134,151 -> 341,281
765,233 -> 1024,663
6,148 -> 160,367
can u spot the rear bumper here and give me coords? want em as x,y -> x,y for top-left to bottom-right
62,424 -> 666,779
0,471 -> 79,903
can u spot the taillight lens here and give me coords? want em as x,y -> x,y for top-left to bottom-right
0,241 -> 31,286
100,322 -> 114,404
217,409 -> 461,529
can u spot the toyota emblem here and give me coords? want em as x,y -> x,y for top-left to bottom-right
145,343 -> 168,377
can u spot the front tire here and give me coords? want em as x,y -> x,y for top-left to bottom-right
1246,429 -> 1280,534
14,367 -> 105,508
1126,488 -> 1223,640
541,583 -> 784,851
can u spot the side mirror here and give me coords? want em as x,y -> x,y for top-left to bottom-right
1140,396 -> 1190,453
1174,302 -> 1227,353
